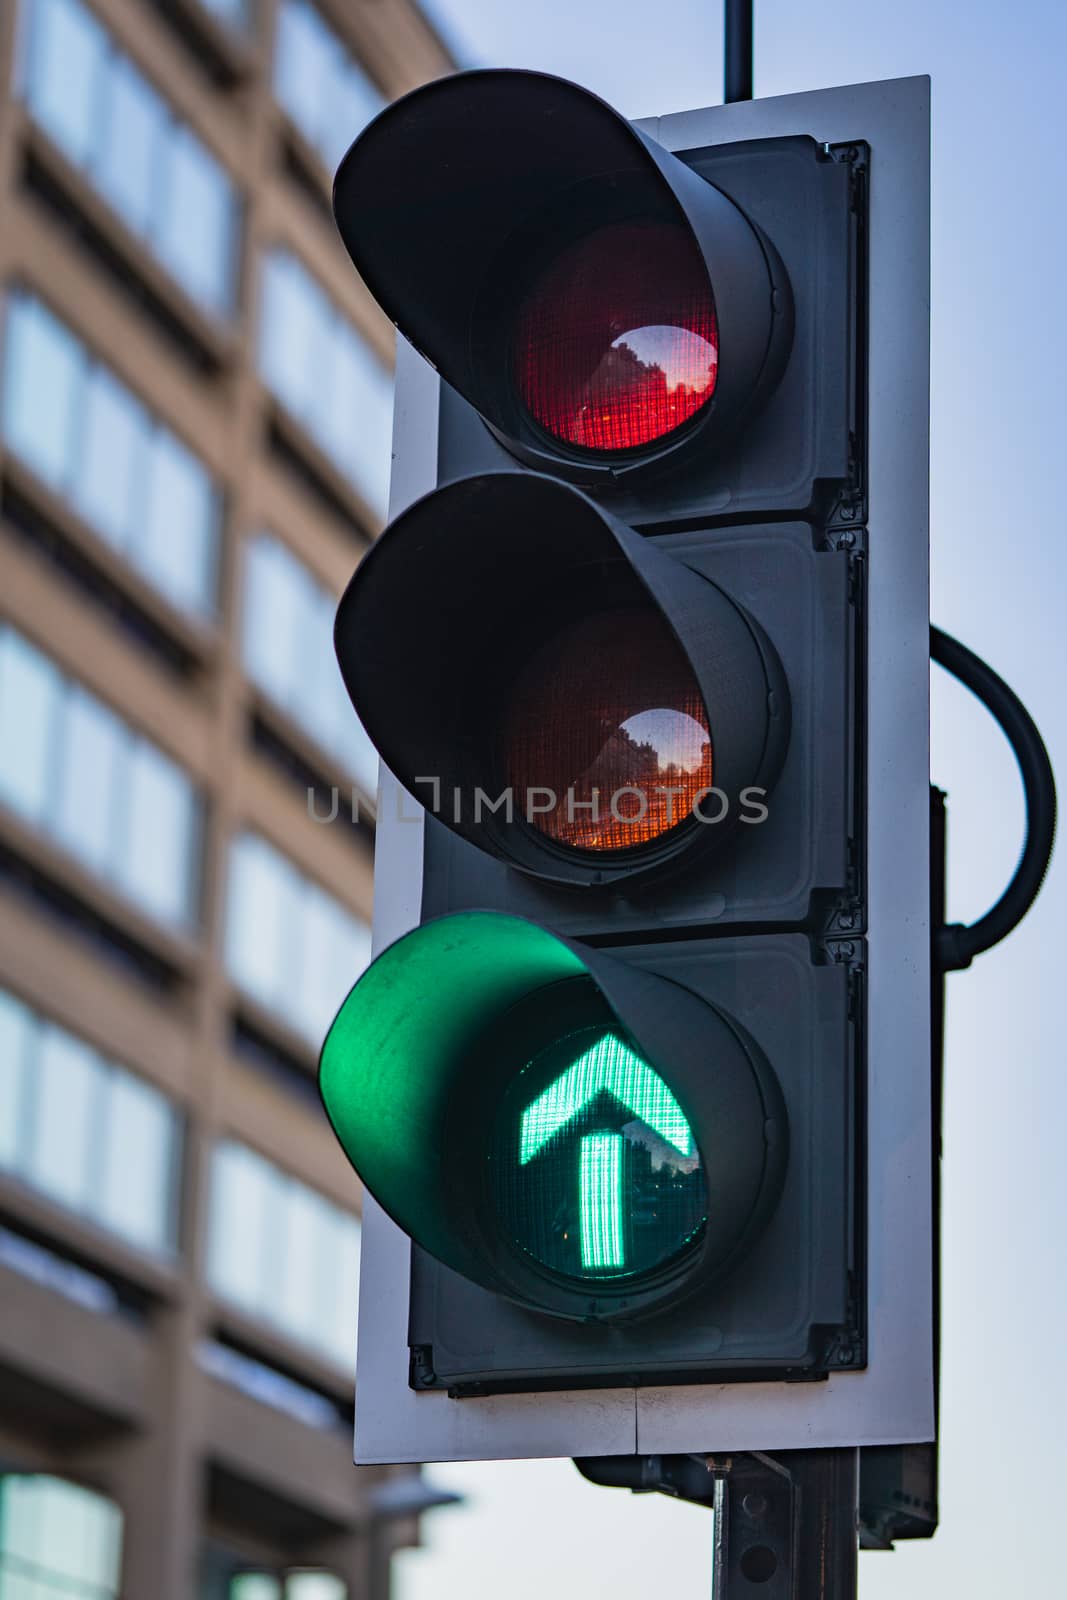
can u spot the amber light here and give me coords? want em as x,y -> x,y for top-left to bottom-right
504,609 -> 713,853
513,220 -> 718,454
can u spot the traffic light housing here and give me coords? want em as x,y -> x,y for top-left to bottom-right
321,71 -> 932,1463
334,472 -> 851,929
322,912 -> 858,1391
332,70 -> 856,527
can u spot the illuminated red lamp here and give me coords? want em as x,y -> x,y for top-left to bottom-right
514,221 -> 719,454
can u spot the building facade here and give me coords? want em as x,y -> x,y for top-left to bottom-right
0,0 -> 454,1593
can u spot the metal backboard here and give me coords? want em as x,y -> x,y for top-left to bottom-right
354,73 -> 932,1464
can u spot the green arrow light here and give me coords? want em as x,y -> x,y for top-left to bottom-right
580,1132 -> 625,1270
520,1032 -> 694,1164
319,909 -> 709,1299
509,1030 -> 701,1279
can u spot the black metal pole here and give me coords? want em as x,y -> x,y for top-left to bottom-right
576,1447 -> 859,1598
711,1449 -> 858,1598
724,0 -> 754,102
789,1449 -> 859,1596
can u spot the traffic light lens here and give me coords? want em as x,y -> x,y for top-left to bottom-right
492,1025 -> 707,1283
514,220 -> 718,453
504,608 -> 713,853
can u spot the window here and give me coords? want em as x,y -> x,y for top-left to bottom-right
0,985 -> 181,1254
0,627 -> 202,929
17,0 -> 104,168
139,429 -> 220,614
155,126 -> 236,312
0,1224 -> 119,1314
225,832 -> 370,1044
1,291 -> 221,617
0,625 -> 60,822
0,1474 -> 123,1599
197,1340 -> 344,1431
286,1578 -> 346,1600
258,249 -> 393,519
273,0 -> 383,173
206,1140 -> 360,1370
230,1576 -> 344,1600
97,55 -> 163,237
18,0 -> 239,313
0,289 -> 82,488
120,741 -> 201,926
201,1543 -> 348,1600
79,367 -> 148,550
54,686 -> 124,876
201,0 -> 250,27
242,534 -> 378,792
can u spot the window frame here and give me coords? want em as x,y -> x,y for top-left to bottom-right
257,247 -> 394,518
0,624 -> 204,931
18,0 -> 242,315
207,1135 -> 361,1370
1,288 -> 223,619
0,984 -> 185,1259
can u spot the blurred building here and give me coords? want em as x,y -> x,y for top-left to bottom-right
0,0 -> 453,1593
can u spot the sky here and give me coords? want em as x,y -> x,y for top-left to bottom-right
390,2 -> 1067,1596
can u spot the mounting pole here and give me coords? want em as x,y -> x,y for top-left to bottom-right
724,0 -> 754,102
713,1450 -> 858,1597
575,1449 -> 859,1597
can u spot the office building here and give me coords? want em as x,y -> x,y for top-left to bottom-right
0,0 -> 454,1592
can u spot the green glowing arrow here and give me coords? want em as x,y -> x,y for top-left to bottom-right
518,1034 -> 694,1276
580,1131 -> 625,1269
519,1033 -> 693,1165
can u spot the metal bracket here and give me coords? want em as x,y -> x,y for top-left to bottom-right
575,1449 -> 858,1597
712,1452 -> 795,1596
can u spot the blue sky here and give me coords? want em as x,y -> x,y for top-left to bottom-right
393,2 -> 1067,1596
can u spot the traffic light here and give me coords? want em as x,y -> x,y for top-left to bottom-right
320,71 -> 933,1463
323,911 -> 789,1326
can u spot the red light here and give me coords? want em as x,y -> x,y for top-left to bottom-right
514,221 -> 718,453
504,609 -> 713,854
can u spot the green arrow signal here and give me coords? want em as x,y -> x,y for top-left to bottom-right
519,1032 -> 693,1165
517,1033 -> 697,1276
580,1131 -> 625,1270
